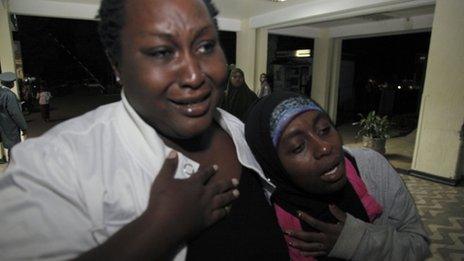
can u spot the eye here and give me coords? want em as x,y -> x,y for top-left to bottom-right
197,41 -> 215,55
291,141 -> 306,154
318,126 -> 331,136
146,46 -> 174,60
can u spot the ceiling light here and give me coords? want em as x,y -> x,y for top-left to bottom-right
270,0 -> 287,2
295,49 -> 311,57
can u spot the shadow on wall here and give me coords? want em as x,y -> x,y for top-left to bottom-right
457,122 -> 464,181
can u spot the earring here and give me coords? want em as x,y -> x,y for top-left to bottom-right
115,75 -> 120,82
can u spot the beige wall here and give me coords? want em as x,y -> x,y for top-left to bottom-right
311,29 -> 335,110
327,38 -> 342,123
0,2 -> 18,95
235,20 -> 256,91
412,0 -> 464,180
254,28 -> 268,93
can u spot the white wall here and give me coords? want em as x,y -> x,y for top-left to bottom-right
311,29 -> 340,110
253,28 -> 268,92
235,20 -> 256,91
412,0 -> 464,180
0,2 -> 18,95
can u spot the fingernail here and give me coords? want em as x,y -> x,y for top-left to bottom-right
232,189 -> 240,197
212,164 -> 219,171
167,151 -> 177,159
297,211 -> 303,218
231,178 -> 239,186
288,241 -> 294,246
284,230 -> 292,236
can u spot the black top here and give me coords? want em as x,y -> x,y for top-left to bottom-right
186,167 -> 289,261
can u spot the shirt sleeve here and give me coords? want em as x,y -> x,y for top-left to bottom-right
0,139 -> 97,260
329,151 -> 430,260
6,92 -> 27,131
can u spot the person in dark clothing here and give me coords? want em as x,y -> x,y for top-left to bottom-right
245,91 -> 429,261
220,68 -> 258,121
0,72 -> 28,161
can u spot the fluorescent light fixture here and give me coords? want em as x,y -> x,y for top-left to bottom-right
295,49 -> 311,57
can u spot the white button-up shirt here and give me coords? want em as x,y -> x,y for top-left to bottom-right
0,93 -> 275,260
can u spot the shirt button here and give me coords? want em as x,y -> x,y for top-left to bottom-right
183,163 -> 194,176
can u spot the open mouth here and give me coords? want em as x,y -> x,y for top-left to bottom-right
320,162 -> 344,183
170,92 -> 212,117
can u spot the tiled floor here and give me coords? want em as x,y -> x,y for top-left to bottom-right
1,91 -> 463,260
401,173 -> 464,261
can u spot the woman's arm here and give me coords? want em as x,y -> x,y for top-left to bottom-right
330,152 -> 430,261
330,187 -> 430,260
284,150 -> 430,261
0,148 -> 238,261
77,152 -> 239,260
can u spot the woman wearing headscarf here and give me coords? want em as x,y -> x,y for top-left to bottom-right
220,68 -> 258,121
258,73 -> 272,98
245,91 -> 429,261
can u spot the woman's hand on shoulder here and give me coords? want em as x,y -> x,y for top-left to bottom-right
144,151 -> 240,243
284,205 -> 346,257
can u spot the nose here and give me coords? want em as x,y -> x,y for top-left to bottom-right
311,136 -> 332,159
179,53 -> 205,89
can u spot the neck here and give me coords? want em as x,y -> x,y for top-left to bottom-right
159,123 -> 217,153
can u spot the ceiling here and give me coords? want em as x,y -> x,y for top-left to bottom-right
302,5 -> 435,28
44,0 -> 317,19
9,0 -> 436,35
213,0 -> 318,19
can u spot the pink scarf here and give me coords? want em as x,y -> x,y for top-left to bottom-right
275,157 -> 383,261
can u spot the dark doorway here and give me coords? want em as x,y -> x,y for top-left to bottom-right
337,32 -> 431,136
268,34 -> 314,96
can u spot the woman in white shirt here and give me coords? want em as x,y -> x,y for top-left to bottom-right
0,0 -> 290,260
36,83 -> 52,122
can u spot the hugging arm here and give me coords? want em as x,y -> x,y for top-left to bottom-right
329,155 -> 430,261
286,151 -> 430,261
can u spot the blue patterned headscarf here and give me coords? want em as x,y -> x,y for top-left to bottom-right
245,91 -> 369,232
269,96 -> 322,147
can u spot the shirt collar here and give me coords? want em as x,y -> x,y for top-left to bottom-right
118,91 -> 275,190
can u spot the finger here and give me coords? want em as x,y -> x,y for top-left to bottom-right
285,230 -> 324,243
207,178 -> 239,196
298,211 -> 331,232
300,251 -> 327,257
155,151 -> 179,182
288,238 -> 326,252
192,164 -> 218,184
329,204 -> 347,222
211,189 -> 240,209
209,206 -> 230,225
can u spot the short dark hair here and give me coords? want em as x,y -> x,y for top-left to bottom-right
97,0 -> 219,64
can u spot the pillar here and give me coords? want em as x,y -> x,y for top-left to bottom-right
411,0 -> 464,183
